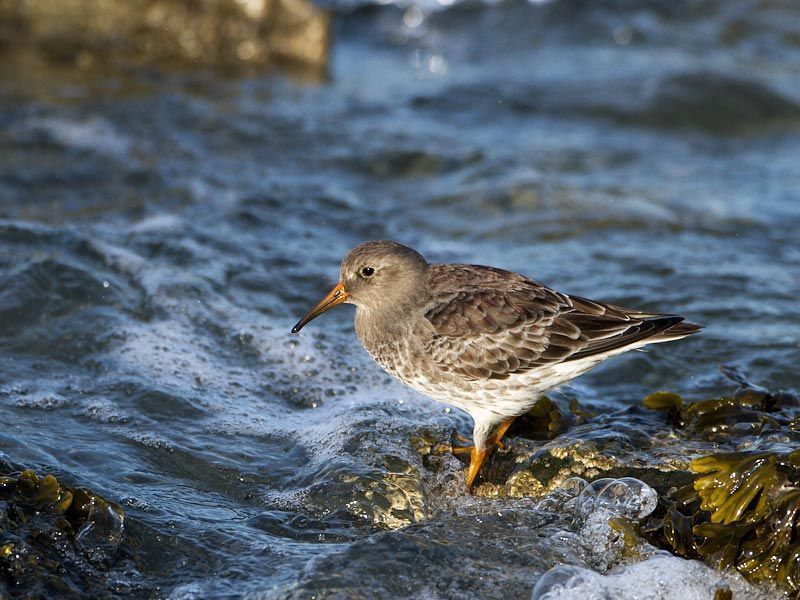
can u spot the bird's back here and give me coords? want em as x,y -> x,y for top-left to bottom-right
356,262 -> 700,416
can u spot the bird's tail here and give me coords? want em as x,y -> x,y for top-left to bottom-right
651,319 -> 703,342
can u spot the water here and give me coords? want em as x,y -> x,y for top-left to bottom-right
1,0 -> 799,597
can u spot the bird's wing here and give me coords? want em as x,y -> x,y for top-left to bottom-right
422,264 -> 688,381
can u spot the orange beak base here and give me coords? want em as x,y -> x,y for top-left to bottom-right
291,282 -> 349,333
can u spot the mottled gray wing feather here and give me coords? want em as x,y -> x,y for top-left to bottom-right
423,264 -> 687,381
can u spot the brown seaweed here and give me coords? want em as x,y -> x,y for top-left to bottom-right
511,395 -> 593,440
0,466 -> 127,595
648,444 -> 800,592
638,369 -> 800,593
643,365 -> 798,436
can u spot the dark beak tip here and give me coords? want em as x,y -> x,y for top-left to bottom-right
291,282 -> 346,335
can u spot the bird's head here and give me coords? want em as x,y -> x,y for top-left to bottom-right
292,240 -> 428,333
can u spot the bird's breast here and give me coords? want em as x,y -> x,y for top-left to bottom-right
355,309 -> 430,384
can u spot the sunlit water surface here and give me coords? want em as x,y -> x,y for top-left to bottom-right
1,0 -> 799,597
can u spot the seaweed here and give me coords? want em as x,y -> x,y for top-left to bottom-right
661,505 -> 696,557
691,452 -> 778,525
646,436 -> 800,590
642,450 -> 800,592
689,450 -> 800,592
1,469 -> 124,538
512,395 -> 593,440
643,365 -> 798,436
638,369 -> 800,593
0,467 -> 127,596
643,391 -> 780,434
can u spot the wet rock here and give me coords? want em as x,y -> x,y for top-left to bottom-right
0,0 -> 329,69
631,72 -> 800,135
498,439 -> 620,499
466,406 -> 668,499
0,465 -> 132,597
73,494 -> 125,566
280,498 -> 584,599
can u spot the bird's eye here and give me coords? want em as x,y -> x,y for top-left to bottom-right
360,266 -> 375,278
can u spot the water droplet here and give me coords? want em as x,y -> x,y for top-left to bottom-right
403,6 -> 424,29
613,25 -> 633,45
237,41 -> 257,61
102,281 -> 109,288
427,54 -> 448,75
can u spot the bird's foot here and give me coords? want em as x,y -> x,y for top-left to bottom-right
433,441 -> 474,458
434,417 -> 515,493
487,416 -> 515,450
433,443 -> 492,492
447,444 -> 474,456
465,417 -> 516,491
433,431 -> 474,458
465,447 -> 489,492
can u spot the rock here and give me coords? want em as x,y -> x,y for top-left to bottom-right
0,0 -> 329,69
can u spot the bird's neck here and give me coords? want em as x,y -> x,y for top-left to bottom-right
354,298 -> 417,343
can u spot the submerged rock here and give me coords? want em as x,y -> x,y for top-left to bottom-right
0,464 -> 131,597
0,0 -> 329,69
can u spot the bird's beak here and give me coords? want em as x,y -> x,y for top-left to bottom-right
292,281 -> 349,333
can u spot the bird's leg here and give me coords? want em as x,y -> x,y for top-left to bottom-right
447,444 -> 473,456
434,417 -> 517,490
487,416 -> 515,452
465,446 -> 489,490
464,416 -> 516,491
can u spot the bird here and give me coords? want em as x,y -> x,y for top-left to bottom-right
292,241 -> 700,491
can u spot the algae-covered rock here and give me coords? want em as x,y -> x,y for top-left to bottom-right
474,367 -> 800,594
0,466 -> 128,596
414,365 -> 800,596
640,382 -> 800,594
643,391 -> 781,435
644,365 -> 799,437
0,0 -> 329,69
637,367 -> 800,594
511,396 -> 591,440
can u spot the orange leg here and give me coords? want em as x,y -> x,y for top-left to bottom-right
435,417 -> 517,491
464,416 -> 516,491
465,446 -> 489,490
487,416 -> 515,451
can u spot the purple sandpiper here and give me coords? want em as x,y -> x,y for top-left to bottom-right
292,241 -> 700,490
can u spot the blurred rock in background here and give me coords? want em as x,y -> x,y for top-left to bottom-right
0,0 -> 329,70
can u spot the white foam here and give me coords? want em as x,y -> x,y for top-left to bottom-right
28,116 -> 132,157
532,477 -> 772,600
532,555 -> 766,600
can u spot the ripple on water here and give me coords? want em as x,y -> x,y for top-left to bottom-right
0,0 -> 799,596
